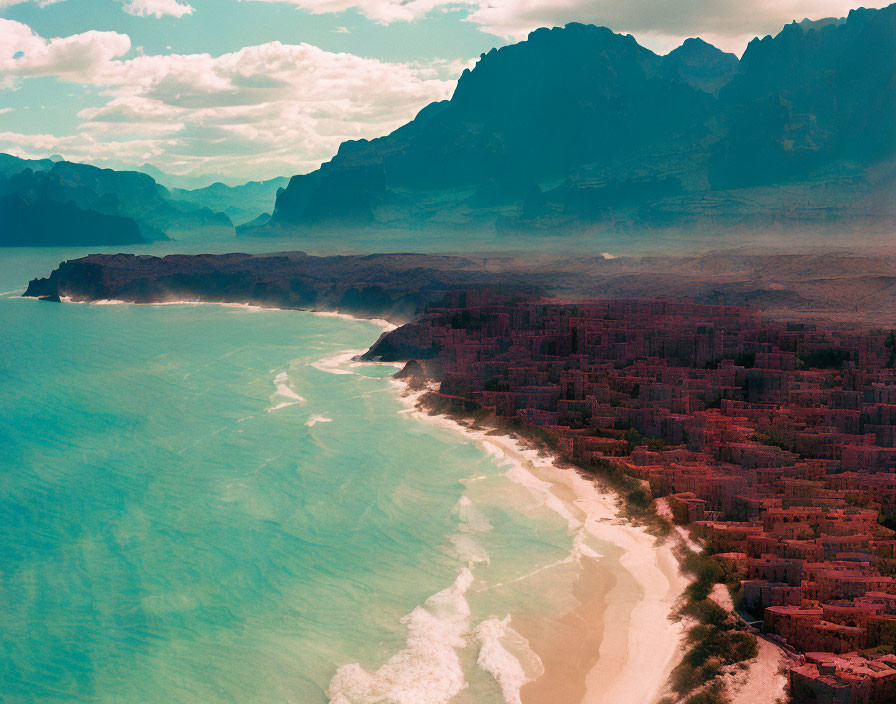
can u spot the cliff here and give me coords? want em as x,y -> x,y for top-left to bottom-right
22,252 -> 541,322
24,249 -> 896,325
254,5 -> 896,239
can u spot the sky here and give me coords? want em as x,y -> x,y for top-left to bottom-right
0,0 -> 890,184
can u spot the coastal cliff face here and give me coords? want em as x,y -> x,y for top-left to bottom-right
255,5 -> 896,238
22,252 -> 541,323
25,249 -> 896,326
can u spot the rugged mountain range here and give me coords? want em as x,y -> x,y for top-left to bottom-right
0,156 -> 234,246
136,162 -> 288,226
171,177 -> 289,227
252,4 -> 896,239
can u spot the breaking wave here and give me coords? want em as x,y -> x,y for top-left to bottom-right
327,570 -> 474,704
474,617 -> 544,704
267,371 -> 305,412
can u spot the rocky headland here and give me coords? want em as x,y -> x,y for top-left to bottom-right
26,249 -> 896,326
22,251 -> 540,322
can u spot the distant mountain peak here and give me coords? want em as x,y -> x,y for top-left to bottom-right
795,16 -> 847,32
527,21 -> 622,42
677,37 -> 716,50
662,37 -> 739,93
451,21 -> 661,111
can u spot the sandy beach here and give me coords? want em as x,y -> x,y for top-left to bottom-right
392,381 -> 691,704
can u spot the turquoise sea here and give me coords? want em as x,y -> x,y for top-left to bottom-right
0,243 -> 616,704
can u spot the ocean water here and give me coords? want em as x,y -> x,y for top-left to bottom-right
0,245 -> 616,704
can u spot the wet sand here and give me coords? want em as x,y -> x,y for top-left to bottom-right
515,463 -> 688,704
516,557 -> 616,704
392,382 -> 691,704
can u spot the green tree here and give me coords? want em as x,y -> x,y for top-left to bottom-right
886,331 -> 896,368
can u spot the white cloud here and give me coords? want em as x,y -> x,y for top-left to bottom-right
247,0 -> 475,24
121,0 -> 195,18
0,0 -> 64,7
0,129 -> 179,168
0,19 -> 131,84
247,0 -> 893,53
0,21 -> 457,179
465,0 -> 895,52
332,25 -> 350,33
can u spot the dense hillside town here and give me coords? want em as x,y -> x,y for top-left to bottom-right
371,294 -> 896,703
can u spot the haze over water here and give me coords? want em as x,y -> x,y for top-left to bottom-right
0,246 -> 620,704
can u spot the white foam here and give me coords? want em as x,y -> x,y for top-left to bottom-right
83,298 -> 124,305
502,457 -> 606,565
63,297 -> 269,311
449,533 -> 490,566
305,415 -> 333,427
481,530 -> 602,593
393,379 -> 604,583
57,298 -> 406,328
502,460 -> 581,531
311,310 -> 397,332
474,617 -> 544,704
481,441 -> 506,460
327,569 -> 473,704
448,497 -> 493,566
313,349 -> 406,378
452,496 -> 493,535
312,350 -> 366,375
266,371 -> 305,412
571,529 -> 602,561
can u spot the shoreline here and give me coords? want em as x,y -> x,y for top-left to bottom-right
389,380 -> 691,704
55,294 -> 398,331
41,294 -> 692,703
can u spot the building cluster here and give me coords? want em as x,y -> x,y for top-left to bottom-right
391,294 -> 896,703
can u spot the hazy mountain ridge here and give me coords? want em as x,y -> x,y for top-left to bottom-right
0,192 -> 145,247
0,155 -> 236,246
3,6 -> 893,246
135,164 -> 245,191
171,177 -> 290,227
136,165 -> 289,226
0,153 -> 58,179
257,4 -> 896,240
